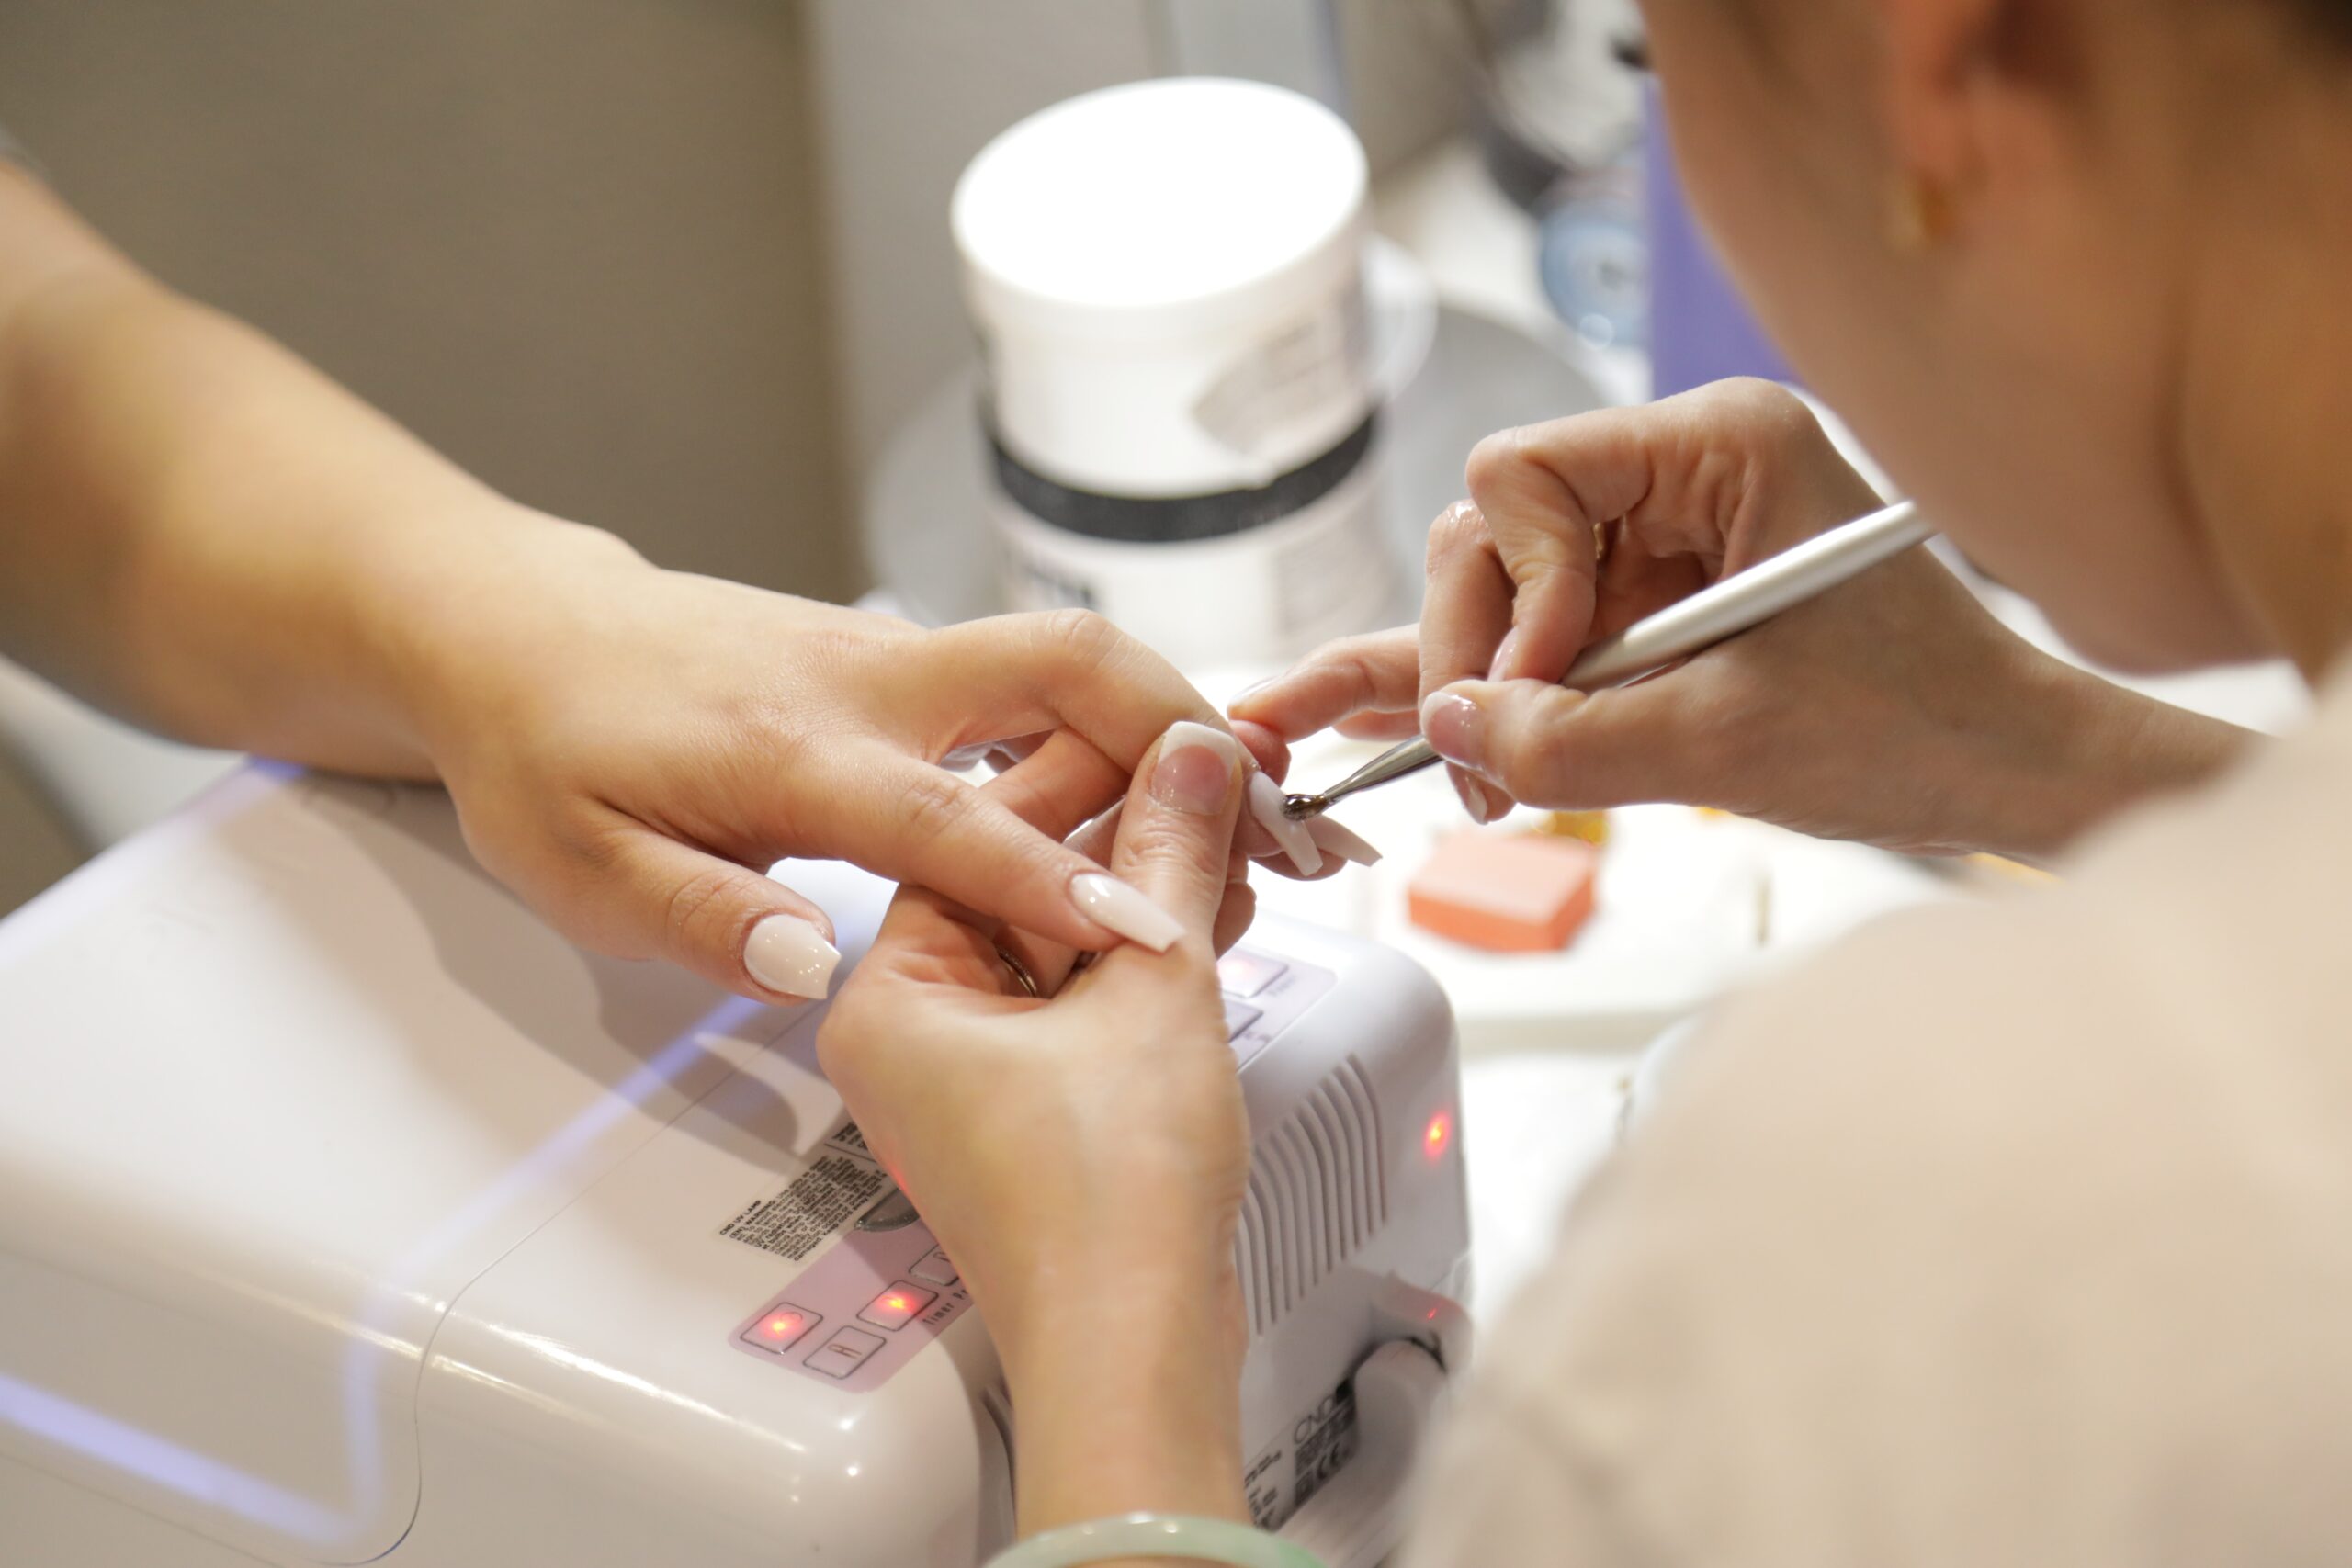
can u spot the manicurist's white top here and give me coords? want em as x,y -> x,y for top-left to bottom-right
1408,662 -> 2352,1566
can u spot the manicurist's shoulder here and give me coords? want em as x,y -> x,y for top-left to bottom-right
1411,688 -> 2352,1568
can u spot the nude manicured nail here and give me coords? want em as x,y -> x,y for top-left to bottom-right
1228,675 -> 1278,708
1421,692 -> 1487,773
1070,872 -> 1185,953
1150,721 -> 1242,814
1450,767 -> 1493,825
1487,629 -> 1521,681
1306,816 -> 1382,866
1247,772 -> 1323,875
744,914 -> 841,1000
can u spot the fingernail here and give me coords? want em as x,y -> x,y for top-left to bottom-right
1070,871 -> 1185,953
1150,721 -> 1241,815
1246,772 -> 1323,875
1487,629 -> 1521,681
1450,767 -> 1493,825
1421,692 -> 1488,773
1306,816 -> 1382,866
1228,675 -> 1277,708
744,914 -> 841,1000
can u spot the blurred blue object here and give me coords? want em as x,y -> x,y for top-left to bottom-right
1642,86 -> 1794,398
1537,152 -> 1648,354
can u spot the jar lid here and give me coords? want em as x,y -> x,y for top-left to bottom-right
954,77 -> 1368,344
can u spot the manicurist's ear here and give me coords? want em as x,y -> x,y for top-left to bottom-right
1875,0 -> 2072,230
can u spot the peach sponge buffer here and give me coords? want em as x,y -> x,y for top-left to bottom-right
1407,830 -> 1600,953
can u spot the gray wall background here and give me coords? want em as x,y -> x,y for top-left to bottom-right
0,0 -> 853,595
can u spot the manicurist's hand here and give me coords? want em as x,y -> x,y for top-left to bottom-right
818,719 -> 1255,1537
1236,379 -> 2250,861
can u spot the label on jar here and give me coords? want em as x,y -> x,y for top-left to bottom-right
1192,276 -> 1374,474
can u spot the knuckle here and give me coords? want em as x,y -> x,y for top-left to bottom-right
563,816 -> 640,884
661,863 -> 745,959
1464,426 -> 1528,496
1037,606 -> 1125,669
1493,737 -> 1558,805
1116,817 -> 1225,895
1715,377 -> 1823,452
1504,695 -> 1591,805
763,717 -> 817,785
1125,810 -> 1219,871
893,767 -> 976,852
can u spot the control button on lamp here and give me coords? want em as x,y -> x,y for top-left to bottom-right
741,1303 -> 821,1354
910,1248 -> 959,1288
858,1281 -> 939,1331
805,1326 -> 887,1379
1216,949 -> 1287,998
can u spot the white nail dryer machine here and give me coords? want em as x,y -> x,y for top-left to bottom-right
0,767 -> 1471,1566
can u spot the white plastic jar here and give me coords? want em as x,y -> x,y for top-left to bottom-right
953,77 -> 1392,667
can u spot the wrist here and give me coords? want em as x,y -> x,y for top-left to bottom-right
990,1247 -> 1246,1392
985,1247 -> 1250,1537
1987,656 -> 2251,862
353,502 -> 649,775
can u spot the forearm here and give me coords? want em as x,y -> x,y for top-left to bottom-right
0,169 -> 636,776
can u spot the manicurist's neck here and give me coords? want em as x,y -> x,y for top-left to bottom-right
2171,82 -> 2352,683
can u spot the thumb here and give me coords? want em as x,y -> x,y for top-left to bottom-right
1421,678 -> 1675,811
1097,720 -> 1250,952
595,829 -> 843,1003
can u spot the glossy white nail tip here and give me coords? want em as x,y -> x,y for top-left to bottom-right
745,914 -> 841,1000
1071,872 -> 1185,953
1247,773 -> 1323,875
1306,815 -> 1382,866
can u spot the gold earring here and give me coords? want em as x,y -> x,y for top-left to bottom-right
1887,173 -> 1956,252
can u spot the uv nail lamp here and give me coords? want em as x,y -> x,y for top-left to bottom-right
0,768 -> 1471,1567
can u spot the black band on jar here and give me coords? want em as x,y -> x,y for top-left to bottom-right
987,412 -> 1378,545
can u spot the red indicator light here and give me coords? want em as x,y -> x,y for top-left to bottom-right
741,1303 -> 819,1353
1424,1111 -> 1453,1159
857,1280 -> 938,1330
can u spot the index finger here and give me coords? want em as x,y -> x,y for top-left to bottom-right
1228,626 -> 1422,740
840,729 -> 1136,998
806,729 -> 1148,953
1462,389 -> 1821,682
908,610 -> 1225,770
1462,421 -> 1625,683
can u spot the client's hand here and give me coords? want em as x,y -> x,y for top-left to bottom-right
1237,379 -> 2245,861
818,719 -> 1254,1536
397,523 -> 1301,1003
